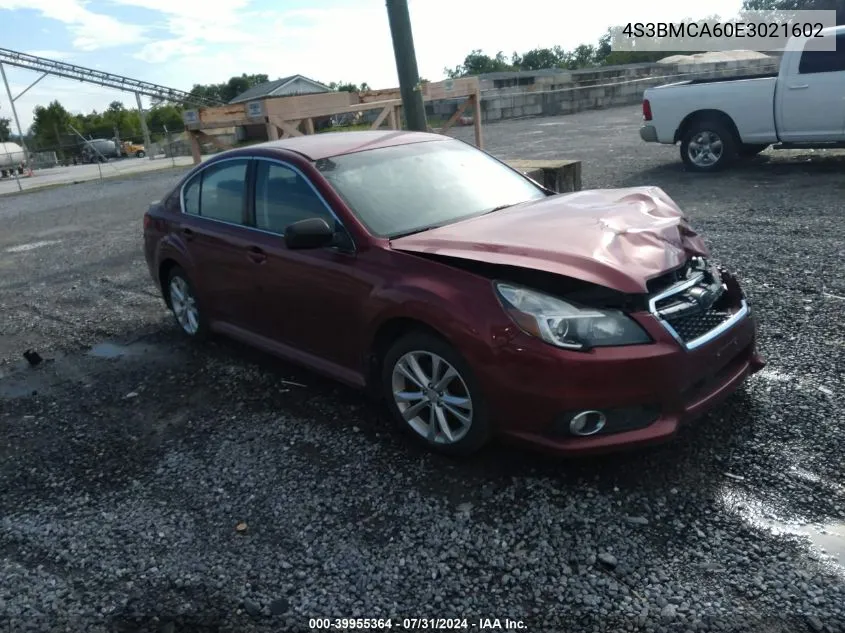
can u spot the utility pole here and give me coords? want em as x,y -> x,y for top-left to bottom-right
135,92 -> 153,159
385,0 -> 427,132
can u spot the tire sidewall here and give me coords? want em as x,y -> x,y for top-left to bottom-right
681,119 -> 737,172
381,332 -> 490,456
166,266 -> 209,340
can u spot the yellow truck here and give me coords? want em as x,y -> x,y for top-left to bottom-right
119,141 -> 146,158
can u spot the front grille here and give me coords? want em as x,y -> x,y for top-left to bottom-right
648,260 -> 746,349
664,309 -> 733,343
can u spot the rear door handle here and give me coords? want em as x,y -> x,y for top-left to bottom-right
247,245 -> 266,263
788,84 -> 809,90
181,227 -> 195,241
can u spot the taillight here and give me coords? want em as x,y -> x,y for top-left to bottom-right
642,99 -> 652,121
143,213 -> 152,230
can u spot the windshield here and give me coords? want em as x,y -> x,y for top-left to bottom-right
316,139 -> 548,238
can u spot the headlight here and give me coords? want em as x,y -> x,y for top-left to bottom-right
495,282 -> 652,351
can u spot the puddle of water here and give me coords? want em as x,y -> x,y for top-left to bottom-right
0,355 -> 66,399
756,517 -> 845,567
87,341 -> 170,360
721,488 -> 845,568
1,339 -> 174,399
5,239 -> 62,253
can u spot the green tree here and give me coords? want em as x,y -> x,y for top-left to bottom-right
321,81 -> 372,92
188,73 -> 270,105
742,0 -> 845,23
147,104 -> 185,133
31,100 -> 72,149
0,117 -> 10,142
445,50 -> 515,78
512,46 -> 568,71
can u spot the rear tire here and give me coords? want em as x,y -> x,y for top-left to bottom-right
381,331 -> 490,457
165,266 -> 209,340
136,150 -> 146,158
680,118 -> 737,172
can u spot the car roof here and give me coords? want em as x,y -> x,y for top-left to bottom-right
249,130 -> 449,161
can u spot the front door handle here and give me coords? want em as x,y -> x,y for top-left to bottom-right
247,245 -> 266,263
181,227 -> 195,241
788,84 -> 809,90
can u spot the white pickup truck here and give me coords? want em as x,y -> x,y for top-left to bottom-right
639,25 -> 845,171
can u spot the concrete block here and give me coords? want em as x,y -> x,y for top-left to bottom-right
505,159 -> 583,192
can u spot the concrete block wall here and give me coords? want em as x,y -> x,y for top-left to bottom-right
430,57 -> 779,123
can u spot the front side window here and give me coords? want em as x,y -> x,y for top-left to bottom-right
254,161 -> 334,233
316,139 -> 547,238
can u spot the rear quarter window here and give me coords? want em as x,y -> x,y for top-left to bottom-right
182,175 -> 201,215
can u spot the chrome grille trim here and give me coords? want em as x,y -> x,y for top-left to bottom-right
647,270 -> 748,351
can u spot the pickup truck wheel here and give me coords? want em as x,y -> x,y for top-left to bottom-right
681,119 -> 737,172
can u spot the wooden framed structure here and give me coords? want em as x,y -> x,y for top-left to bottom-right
183,77 -> 484,165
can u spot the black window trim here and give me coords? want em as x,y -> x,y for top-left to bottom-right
178,155 -> 357,254
179,156 -> 251,225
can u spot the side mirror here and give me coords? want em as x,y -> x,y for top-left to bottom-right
284,217 -> 335,250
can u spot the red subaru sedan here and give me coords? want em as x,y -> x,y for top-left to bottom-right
143,130 -> 764,456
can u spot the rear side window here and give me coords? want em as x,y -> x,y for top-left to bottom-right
798,33 -> 845,74
198,160 -> 249,224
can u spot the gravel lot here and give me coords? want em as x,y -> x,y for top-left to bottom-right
2,105 -> 844,633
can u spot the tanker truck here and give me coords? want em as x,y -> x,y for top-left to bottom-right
80,138 -> 120,163
0,141 -> 27,178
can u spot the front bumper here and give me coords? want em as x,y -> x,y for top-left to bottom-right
478,293 -> 764,456
640,124 -> 658,143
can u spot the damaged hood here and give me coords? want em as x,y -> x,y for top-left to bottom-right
389,186 -> 708,294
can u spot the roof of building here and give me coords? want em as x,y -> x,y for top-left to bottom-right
228,75 -> 331,104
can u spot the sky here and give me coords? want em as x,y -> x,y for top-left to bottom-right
0,0 -> 745,133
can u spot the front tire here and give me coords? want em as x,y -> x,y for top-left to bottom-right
381,332 -> 490,456
166,266 -> 208,340
136,150 -> 146,158
680,118 -> 737,172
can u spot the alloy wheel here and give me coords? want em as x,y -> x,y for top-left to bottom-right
169,275 -> 200,335
390,351 -> 473,445
687,130 -> 724,167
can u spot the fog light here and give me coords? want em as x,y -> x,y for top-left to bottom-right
569,410 -> 607,436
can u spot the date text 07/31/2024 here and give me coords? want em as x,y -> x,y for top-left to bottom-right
308,618 -> 527,630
